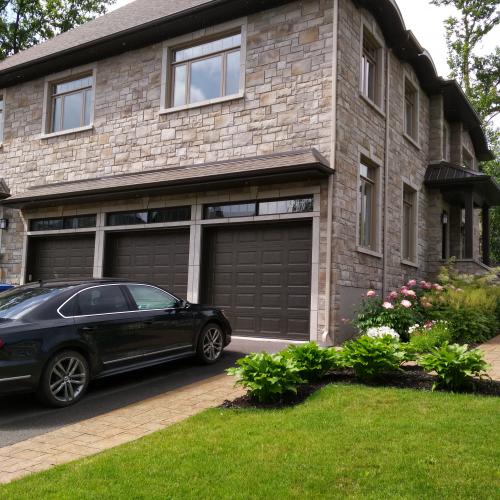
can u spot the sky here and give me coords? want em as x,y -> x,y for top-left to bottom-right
110,0 -> 500,80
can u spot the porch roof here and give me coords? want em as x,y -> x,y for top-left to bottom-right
0,149 -> 332,209
424,162 -> 500,207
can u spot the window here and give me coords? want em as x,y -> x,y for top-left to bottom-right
50,74 -> 93,133
404,78 -> 418,141
66,286 -> 130,316
361,28 -> 382,106
204,196 -> 314,219
358,161 -> 378,250
402,185 -> 417,262
127,285 -> 178,310
30,215 -> 96,232
0,96 -> 4,143
106,206 -> 191,226
462,148 -> 473,169
442,122 -> 450,161
170,32 -> 241,107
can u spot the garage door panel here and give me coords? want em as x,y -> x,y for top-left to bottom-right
105,229 -> 189,297
203,222 -> 312,340
27,234 -> 95,282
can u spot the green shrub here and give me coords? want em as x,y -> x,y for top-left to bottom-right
427,287 -> 499,343
284,342 -> 341,381
419,343 -> 490,391
407,321 -> 452,354
342,335 -> 406,380
227,352 -> 304,403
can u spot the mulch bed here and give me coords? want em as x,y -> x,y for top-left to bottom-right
220,366 -> 500,410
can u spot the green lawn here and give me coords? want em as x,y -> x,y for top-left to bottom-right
2,384 -> 499,499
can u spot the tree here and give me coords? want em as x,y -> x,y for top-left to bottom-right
431,0 -> 500,264
0,0 -> 116,60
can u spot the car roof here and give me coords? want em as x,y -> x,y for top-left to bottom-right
24,277 -> 136,287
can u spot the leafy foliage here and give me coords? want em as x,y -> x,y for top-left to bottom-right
341,335 -> 406,381
0,0 -> 116,60
420,343 -> 490,390
407,321 -> 453,354
284,342 -> 341,381
227,352 -> 304,403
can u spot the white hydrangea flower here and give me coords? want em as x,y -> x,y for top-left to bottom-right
365,326 -> 400,340
408,324 -> 420,335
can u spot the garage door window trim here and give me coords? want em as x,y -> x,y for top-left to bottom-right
30,214 -> 97,232
106,206 -> 191,227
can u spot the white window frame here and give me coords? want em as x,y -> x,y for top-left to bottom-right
357,156 -> 381,255
401,182 -> 418,266
160,18 -> 247,115
403,74 -> 419,146
41,65 -> 96,139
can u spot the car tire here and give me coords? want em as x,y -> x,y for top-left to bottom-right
37,350 -> 90,408
196,323 -> 225,364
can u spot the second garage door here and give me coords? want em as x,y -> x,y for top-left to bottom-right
26,234 -> 95,282
104,229 -> 190,298
202,222 -> 312,340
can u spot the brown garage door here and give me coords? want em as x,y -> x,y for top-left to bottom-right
202,222 -> 312,340
26,234 -> 95,282
104,229 -> 189,298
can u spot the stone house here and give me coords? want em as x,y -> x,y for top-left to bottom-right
0,0 -> 497,344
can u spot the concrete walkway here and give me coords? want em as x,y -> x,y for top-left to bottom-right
478,334 -> 500,381
0,373 -> 244,484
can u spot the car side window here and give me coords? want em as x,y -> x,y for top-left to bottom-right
68,286 -> 130,316
127,285 -> 178,310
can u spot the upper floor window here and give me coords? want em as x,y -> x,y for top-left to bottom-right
50,74 -> 93,133
171,32 -> 241,107
402,184 -> 417,263
404,78 -> 418,142
361,28 -> 383,107
358,160 -> 379,251
0,96 -> 4,143
442,122 -> 450,161
462,147 -> 474,169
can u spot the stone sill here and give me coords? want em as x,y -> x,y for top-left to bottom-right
403,132 -> 421,151
357,246 -> 382,259
159,92 -> 245,115
359,93 -> 386,118
401,259 -> 419,269
40,125 -> 94,140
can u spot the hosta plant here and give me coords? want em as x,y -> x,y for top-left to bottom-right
419,343 -> 490,391
284,342 -> 341,381
227,352 -> 304,403
342,335 -> 406,380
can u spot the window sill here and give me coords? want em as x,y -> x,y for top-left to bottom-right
40,125 -> 94,140
403,132 -> 420,151
359,93 -> 385,118
401,259 -> 419,269
159,92 -> 244,115
357,246 -> 382,259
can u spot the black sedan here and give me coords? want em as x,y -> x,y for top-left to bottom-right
0,279 -> 231,407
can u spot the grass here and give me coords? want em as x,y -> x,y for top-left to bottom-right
1,384 -> 499,499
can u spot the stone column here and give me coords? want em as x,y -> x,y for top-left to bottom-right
464,190 -> 474,259
482,205 -> 490,266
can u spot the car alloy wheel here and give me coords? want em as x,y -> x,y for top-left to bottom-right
49,355 -> 87,403
198,324 -> 224,363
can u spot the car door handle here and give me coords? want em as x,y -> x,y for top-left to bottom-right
142,320 -> 154,325
80,326 -> 97,332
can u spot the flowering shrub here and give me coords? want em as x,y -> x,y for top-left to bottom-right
342,335 -> 406,380
420,343 -> 490,391
407,321 -> 452,354
365,326 -> 399,341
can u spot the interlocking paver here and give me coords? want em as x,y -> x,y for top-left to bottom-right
479,334 -> 500,381
0,374 -> 243,485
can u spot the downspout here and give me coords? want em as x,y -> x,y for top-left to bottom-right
321,0 -> 339,345
382,49 -> 391,296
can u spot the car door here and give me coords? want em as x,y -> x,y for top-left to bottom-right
64,284 -> 145,369
124,284 -> 195,357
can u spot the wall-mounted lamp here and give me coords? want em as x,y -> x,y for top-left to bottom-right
441,212 -> 448,225
0,218 -> 9,230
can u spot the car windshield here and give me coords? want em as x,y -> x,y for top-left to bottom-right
0,286 -> 66,319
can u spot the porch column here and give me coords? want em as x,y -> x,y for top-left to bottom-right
464,190 -> 474,259
482,205 -> 490,266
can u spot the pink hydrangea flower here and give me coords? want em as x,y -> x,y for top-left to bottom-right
382,301 -> 394,309
388,291 -> 398,300
405,289 -> 416,297
400,286 -> 408,294
407,279 -> 417,287
420,281 -> 431,289
366,290 -> 376,297
432,284 -> 444,292
401,299 -> 412,308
